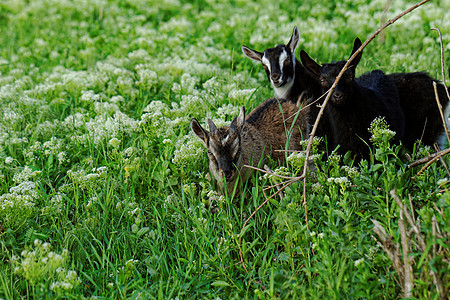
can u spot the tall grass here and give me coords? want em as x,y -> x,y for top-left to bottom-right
0,0 -> 449,298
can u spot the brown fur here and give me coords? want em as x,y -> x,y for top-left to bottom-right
191,98 -> 306,196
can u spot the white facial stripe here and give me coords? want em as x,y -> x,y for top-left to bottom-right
210,147 -> 219,161
210,140 -> 219,153
279,50 -> 288,73
231,137 -> 239,154
262,55 -> 271,72
232,146 -> 239,158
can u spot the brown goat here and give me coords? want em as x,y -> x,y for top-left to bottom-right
191,98 -> 306,196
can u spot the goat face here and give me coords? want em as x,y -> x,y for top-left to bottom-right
300,38 -> 362,106
263,45 -> 296,88
319,62 -> 356,106
242,26 -> 300,96
190,109 -> 245,186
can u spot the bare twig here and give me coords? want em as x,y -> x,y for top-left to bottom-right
408,194 -> 415,221
391,190 -> 426,250
432,215 -> 437,258
379,0 -> 393,42
431,27 -> 450,102
407,147 -> 450,169
237,188 -> 277,275
244,164 -> 293,180
416,148 -> 450,176
285,91 -> 328,123
433,144 -> 450,177
264,165 -> 284,200
399,209 -> 414,297
433,82 -> 450,144
372,219 -> 404,284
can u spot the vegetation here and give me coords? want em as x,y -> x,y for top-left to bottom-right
0,0 -> 449,298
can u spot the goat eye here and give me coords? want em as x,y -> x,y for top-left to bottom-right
207,150 -> 216,159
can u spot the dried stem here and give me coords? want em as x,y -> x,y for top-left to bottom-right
416,148 -> 450,176
433,82 -> 450,144
431,27 -> 450,102
264,165 -> 284,200
407,147 -> 450,169
372,219 -> 404,285
391,190 -> 427,250
399,209 -> 414,297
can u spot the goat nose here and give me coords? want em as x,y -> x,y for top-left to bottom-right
224,170 -> 233,181
332,91 -> 344,104
271,73 -> 281,83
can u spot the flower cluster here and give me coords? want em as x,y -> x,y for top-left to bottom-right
66,166 -> 108,193
0,180 -> 37,230
115,198 -> 141,219
327,176 -> 351,188
12,239 -> 80,293
369,117 -> 396,147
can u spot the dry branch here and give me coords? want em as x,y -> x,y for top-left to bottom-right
433,82 -> 450,144
399,209 -> 413,297
407,148 -> 450,169
431,27 -> 450,102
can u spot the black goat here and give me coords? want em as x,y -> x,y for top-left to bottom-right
300,38 -> 406,159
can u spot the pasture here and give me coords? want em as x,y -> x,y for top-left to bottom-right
0,0 -> 449,298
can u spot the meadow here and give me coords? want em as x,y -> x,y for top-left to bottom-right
0,0 -> 449,298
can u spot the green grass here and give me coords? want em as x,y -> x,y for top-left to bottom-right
0,0 -> 449,298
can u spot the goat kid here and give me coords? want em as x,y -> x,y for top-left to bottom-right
242,26 -> 321,103
191,98 -> 306,196
300,38 -> 405,160
242,26 -> 330,144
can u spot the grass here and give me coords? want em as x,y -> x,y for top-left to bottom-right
0,0 -> 449,298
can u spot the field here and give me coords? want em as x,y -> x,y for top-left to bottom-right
0,0 -> 449,298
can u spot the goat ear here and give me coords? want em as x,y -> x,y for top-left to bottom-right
191,118 -> 209,145
287,26 -> 300,53
242,46 -> 263,62
208,119 -> 217,135
349,37 -> 363,69
300,50 -> 321,77
230,107 -> 246,135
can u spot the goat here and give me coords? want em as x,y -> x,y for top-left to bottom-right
242,26 -> 322,103
242,26 -> 330,144
300,38 -> 405,160
191,98 -> 306,196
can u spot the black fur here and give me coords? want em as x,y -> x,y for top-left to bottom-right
387,72 -> 449,148
301,38 -> 405,160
